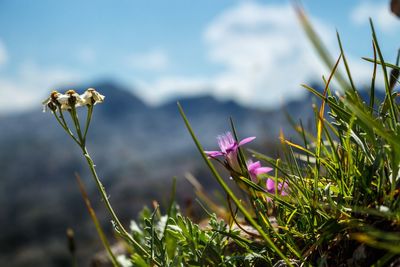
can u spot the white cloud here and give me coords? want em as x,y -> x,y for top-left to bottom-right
135,76 -> 212,105
135,2 -> 382,108
351,2 -> 399,34
136,2 -> 343,108
203,2 -> 334,106
126,49 -> 170,71
0,40 -> 8,66
0,62 -> 81,113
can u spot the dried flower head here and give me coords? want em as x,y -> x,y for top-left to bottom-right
80,88 -> 105,106
42,88 -> 105,112
42,90 -> 61,112
62,89 -> 83,110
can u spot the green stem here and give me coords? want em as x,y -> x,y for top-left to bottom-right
52,103 -> 159,265
59,104 -> 157,265
70,107 -> 85,144
80,146 -> 158,265
71,254 -> 77,267
81,147 -> 122,229
83,105 -> 93,142
52,111 -> 81,146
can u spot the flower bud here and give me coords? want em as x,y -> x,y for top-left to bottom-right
43,88 -> 104,112
66,227 -> 76,254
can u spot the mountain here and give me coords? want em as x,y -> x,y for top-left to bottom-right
0,81 -> 378,266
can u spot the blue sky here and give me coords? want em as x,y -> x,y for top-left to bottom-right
0,0 -> 398,113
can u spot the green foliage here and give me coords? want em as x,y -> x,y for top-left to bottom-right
126,203 -> 279,266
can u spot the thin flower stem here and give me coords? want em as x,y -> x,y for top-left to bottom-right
70,107 -> 84,143
83,105 -> 93,142
80,146 -> 158,265
58,109 -> 80,142
55,102 -> 157,265
52,112 -> 69,132
52,111 -> 81,146
69,250 -> 78,267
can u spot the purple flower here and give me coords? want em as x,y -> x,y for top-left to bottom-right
205,132 -> 255,172
247,160 -> 273,183
266,178 -> 288,197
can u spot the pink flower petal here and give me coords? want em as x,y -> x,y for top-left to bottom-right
238,136 -> 256,147
254,167 -> 273,175
204,151 -> 224,158
266,178 -> 275,191
247,160 -> 261,172
225,143 -> 238,154
217,132 -> 236,153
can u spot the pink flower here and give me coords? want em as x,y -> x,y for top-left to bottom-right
266,178 -> 288,197
247,160 -> 273,183
205,132 -> 255,172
